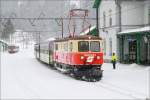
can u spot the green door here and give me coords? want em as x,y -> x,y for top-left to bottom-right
129,40 -> 137,63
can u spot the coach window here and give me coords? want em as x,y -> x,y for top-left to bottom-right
78,41 -> 89,52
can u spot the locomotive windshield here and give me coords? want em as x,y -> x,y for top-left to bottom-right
90,41 -> 100,52
78,41 -> 89,52
78,41 -> 100,52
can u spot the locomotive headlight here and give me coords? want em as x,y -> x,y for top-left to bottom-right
97,56 -> 100,59
80,56 -> 84,60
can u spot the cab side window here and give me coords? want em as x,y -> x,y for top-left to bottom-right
70,42 -> 73,51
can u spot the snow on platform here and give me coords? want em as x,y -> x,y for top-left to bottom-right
1,46 -> 150,99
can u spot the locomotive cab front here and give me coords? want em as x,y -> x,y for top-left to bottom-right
53,35 -> 103,81
67,36 -> 103,67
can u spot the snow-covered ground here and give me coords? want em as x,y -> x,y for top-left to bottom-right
1,45 -> 150,99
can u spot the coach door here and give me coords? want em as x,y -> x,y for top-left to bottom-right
129,40 -> 137,63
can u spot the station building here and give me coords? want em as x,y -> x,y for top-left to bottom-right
99,0 -> 150,64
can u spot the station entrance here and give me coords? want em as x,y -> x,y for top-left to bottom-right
129,40 -> 137,63
117,27 -> 150,65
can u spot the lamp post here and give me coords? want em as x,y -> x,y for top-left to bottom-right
61,18 -> 63,38
38,32 -> 40,59
96,8 -> 99,37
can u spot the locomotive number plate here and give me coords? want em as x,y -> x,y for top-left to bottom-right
84,54 -> 96,57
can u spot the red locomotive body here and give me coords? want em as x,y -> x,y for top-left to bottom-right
35,35 -> 103,81
53,36 -> 103,66
34,8 -> 104,81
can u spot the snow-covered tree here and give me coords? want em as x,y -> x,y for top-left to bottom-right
1,19 -> 15,42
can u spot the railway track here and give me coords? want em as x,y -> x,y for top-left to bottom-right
95,81 -> 147,99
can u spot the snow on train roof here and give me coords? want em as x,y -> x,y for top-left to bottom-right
54,35 -> 102,42
119,26 -> 150,34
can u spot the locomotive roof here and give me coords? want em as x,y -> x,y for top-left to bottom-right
54,35 -> 102,42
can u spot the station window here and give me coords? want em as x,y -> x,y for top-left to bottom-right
110,17 -> 112,26
109,38 -> 112,56
109,9 -> 112,26
103,12 -> 106,28
103,39 -> 106,55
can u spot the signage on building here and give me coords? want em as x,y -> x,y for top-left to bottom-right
93,0 -> 101,8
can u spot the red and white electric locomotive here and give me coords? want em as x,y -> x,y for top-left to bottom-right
34,35 -> 103,81
34,9 -> 103,81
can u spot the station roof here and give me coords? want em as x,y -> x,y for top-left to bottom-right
119,26 -> 150,34
0,40 -> 8,45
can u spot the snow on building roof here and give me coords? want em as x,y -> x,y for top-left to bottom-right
119,26 -> 150,34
